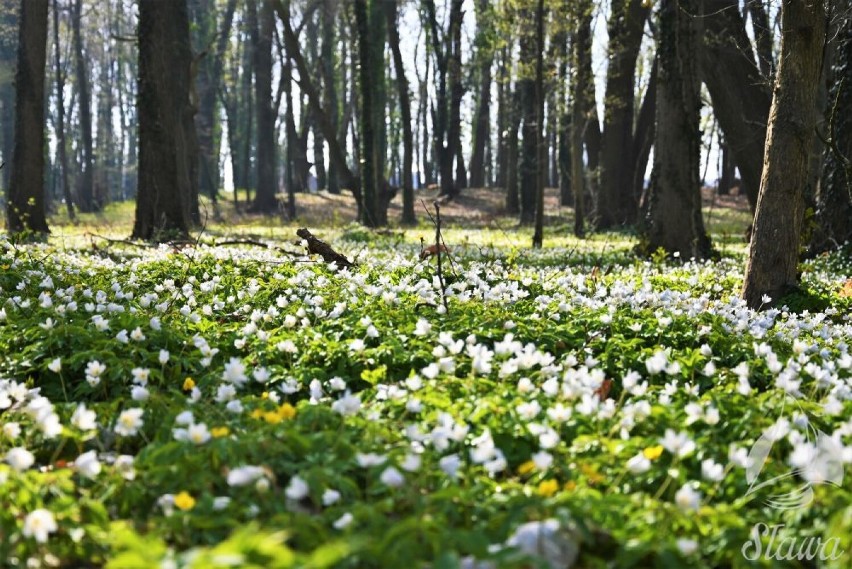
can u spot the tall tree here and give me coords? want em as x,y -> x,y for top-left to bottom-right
0,0 -> 17,194
7,0 -> 49,233
743,0 -> 826,307
321,0 -> 340,194
468,0 -> 493,189
570,1 -> 594,238
596,0 -> 648,229
71,0 -> 95,212
640,0 -> 711,259
250,0 -> 277,213
52,0 -> 74,220
700,0 -> 770,209
191,0 -> 237,207
810,5 -> 852,253
518,4 -> 538,225
385,0 -> 415,224
132,0 -> 197,240
531,0 -> 546,247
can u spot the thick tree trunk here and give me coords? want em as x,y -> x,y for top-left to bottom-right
518,6 -> 538,226
132,0 -> 196,241
52,0 -> 74,220
321,0 -> 339,194
249,0 -> 277,213
354,0 -> 381,226
743,0 -> 826,307
71,0 -> 95,212
810,8 -> 852,253
385,0 -> 415,224
597,0 -> 648,229
640,0 -> 711,259
7,0 -> 48,233
0,1 -> 15,195
700,0 -> 770,210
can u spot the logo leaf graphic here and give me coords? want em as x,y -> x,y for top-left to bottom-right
745,433 -> 774,486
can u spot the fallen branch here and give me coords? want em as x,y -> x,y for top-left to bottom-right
296,228 -> 354,269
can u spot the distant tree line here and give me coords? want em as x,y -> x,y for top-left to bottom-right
0,0 -> 850,307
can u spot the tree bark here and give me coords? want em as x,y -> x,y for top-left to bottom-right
7,0 -> 49,233
385,0 -> 415,224
571,2 -> 594,238
640,0 -> 711,259
132,0 -> 196,241
52,0 -> 74,220
632,56 -> 656,208
249,0 -> 277,213
597,0 -> 648,229
71,0 -> 95,212
748,0 -> 774,79
700,0 -> 770,209
321,0 -> 339,194
742,0 -> 826,307
468,0 -> 492,189
532,0 -> 546,246
810,5 -> 852,253
0,1 -> 16,195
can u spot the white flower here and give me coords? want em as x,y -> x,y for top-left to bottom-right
159,349 -> 170,364
332,392 -> 361,416
676,538 -> 699,555
660,429 -> 696,458
674,483 -> 701,512
333,512 -> 353,530
322,489 -> 341,506
74,450 -> 102,479
22,509 -> 57,543
213,497 -> 231,510
380,466 -> 405,487
114,455 -> 136,480
348,339 -> 365,352
3,422 -> 21,439
5,447 -> 35,471
222,357 -> 248,385
85,360 -> 106,378
532,451 -> 553,470
413,318 -> 432,336
47,358 -> 61,373
285,475 -> 309,500
253,367 -> 271,384
645,351 -> 668,375
131,367 -> 150,385
700,459 -> 724,482
356,452 -> 387,467
131,385 -> 150,401
71,403 -> 97,431
114,408 -> 144,436
626,452 -> 651,474
130,327 -> 146,341
401,454 -> 422,472
227,465 -> 266,487
439,454 -> 462,478
188,423 -> 211,445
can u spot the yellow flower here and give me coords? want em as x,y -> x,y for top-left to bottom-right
517,460 -> 536,476
564,480 -> 577,492
182,377 -> 195,391
643,445 -> 664,461
277,403 -> 296,420
174,491 -> 196,511
261,392 -> 269,399
211,426 -> 230,438
537,479 -> 559,497
250,409 -> 265,420
263,411 -> 283,424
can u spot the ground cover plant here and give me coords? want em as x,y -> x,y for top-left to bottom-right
1,209 -> 851,568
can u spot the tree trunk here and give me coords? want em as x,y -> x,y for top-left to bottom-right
282,58 -> 296,218
249,0 -> 277,213
495,43 -> 509,189
571,2 -> 594,238
354,0 -> 381,226
597,0 -> 648,229
640,0 -> 711,259
0,1 -> 16,195
468,0 -> 492,189
385,0 -> 415,224
700,0 -> 770,210
71,0 -> 95,212
52,0 -> 74,220
743,0 -> 826,307
7,0 -> 48,233
132,0 -> 196,241
321,0 -> 340,194
632,56 -> 656,208
748,0 -> 774,79
518,5 -> 538,226
531,0 -> 546,247
810,6 -> 852,253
